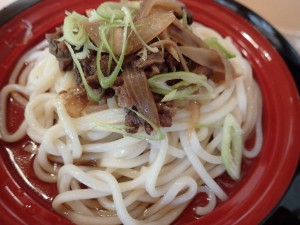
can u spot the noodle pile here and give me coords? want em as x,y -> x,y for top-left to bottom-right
0,2 -> 262,225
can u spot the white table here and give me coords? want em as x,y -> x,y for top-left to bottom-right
0,0 -> 15,9
236,0 -> 300,54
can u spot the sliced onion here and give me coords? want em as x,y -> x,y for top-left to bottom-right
123,67 -> 160,126
114,11 -> 175,55
138,0 -> 183,18
80,20 -> 103,47
159,30 -> 180,62
178,46 -> 224,73
168,19 -> 207,48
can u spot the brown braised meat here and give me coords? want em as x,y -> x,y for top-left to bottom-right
46,27 -> 73,71
72,53 -> 116,85
45,0 -> 229,134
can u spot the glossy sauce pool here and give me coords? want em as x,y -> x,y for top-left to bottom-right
0,95 -> 258,224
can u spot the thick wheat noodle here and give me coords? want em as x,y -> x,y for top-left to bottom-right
0,23 -> 263,225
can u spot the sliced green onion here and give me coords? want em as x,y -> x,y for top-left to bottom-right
149,72 -> 215,102
75,41 -> 89,59
130,109 -> 166,140
204,37 -> 235,59
68,11 -> 88,21
96,6 -> 130,89
92,121 -> 132,134
65,42 -> 103,102
161,85 -> 199,102
171,80 -> 190,89
97,2 -> 125,20
183,93 -> 216,101
99,25 -> 119,64
148,72 -> 209,95
107,27 -> 114,75
124,1 -> 141,11
194,123 -> 220,129
87,39 -> 99,51
63,12 -> 88,48
96,40 -> 124,89
56,36 -> 65,42
88,9 -> 103,22
93,109 -> 165,141
221,113 -> 243,180
96,1 -> 141,21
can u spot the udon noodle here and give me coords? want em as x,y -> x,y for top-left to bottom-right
0,1 -> 262,225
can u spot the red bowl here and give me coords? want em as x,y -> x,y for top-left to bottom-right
0,0 -> 299,225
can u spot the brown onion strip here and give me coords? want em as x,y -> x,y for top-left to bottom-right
123,66 -> 160,126
138,0 -> 183,19
179,46 -> 225,73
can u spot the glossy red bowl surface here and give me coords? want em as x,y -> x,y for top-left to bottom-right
0,0 -> 299,225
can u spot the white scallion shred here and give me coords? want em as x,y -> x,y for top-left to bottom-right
148,71 -> 215,102
204,37 -> 236,59
75,41 -> 90,59
99,25 -> 119,64
93,109 -> 165,141
221,113 -> 243,180
65,42 -> 103,102
63,12 -> 88,49
96,6 -> 130,89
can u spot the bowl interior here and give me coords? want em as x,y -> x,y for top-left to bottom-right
0,1 -> 299,225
